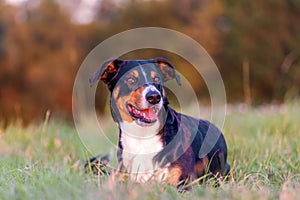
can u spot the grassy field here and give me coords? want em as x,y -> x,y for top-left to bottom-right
0,103 -> 299,200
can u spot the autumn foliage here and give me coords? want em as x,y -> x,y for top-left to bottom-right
0,0 -> 299,124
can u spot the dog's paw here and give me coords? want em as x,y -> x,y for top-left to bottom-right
84,154 -> 112,176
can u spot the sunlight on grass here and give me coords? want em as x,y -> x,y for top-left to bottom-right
0,103 -> 300,199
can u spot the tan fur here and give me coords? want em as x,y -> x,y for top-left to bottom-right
167,166 -> 183,185
115,95 -> 133,122
151,71 -> 157,79
194,156 -> 209,176
158,63 -> 173,81
129,70 -> 139,78
127,87 -> 146,109
113,86 -> 120,99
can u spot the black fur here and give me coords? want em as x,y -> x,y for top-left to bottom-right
89,58 -> 230,186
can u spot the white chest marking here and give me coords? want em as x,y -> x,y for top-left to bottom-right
119,121 -> 166,183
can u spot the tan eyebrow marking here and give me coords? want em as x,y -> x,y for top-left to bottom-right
129,70 -> 139,77
151,71 -> 157,79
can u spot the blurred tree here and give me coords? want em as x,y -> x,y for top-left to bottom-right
222,0 -> 300,103
91,0 -> 225,103
0,0 -> 80,124
170,0 -> 224,54
1,0 -> 300,124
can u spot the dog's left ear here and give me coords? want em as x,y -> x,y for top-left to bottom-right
152,57 -> 181,86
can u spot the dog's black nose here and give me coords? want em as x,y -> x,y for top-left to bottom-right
146,91 -> 161,105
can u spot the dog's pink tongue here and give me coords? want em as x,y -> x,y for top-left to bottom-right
142,108 -> 157,121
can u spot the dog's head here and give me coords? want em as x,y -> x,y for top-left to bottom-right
90,58 -> 181,127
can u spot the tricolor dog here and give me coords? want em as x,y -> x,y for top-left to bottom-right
89,58 -> 230,186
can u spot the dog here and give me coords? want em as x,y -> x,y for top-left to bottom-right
89,57 -> 230,186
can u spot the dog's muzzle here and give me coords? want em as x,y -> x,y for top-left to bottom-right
126,86 -> 163,125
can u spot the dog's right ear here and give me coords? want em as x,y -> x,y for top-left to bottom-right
152,57 -> 181,86
89,59 -> 124,86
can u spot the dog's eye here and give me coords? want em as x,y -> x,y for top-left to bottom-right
127,77 -> 136,84
154,77 -> 160,83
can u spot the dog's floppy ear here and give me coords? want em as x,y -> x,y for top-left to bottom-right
152,57 -> 181,86
89,59 -> 123,86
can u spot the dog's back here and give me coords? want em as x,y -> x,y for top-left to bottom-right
89,58 -> 230,186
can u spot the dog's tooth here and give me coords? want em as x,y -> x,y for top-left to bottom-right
134,107 -> 140,114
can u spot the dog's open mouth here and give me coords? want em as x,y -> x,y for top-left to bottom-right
127,104 -> 158,124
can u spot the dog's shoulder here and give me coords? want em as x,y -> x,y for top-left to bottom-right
164,106 -> 220,139
163,106 -> 226,154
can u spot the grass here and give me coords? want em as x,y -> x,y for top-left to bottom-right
0,102 -> 300,199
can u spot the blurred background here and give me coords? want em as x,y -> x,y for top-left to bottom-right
0,0 -> 299,125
